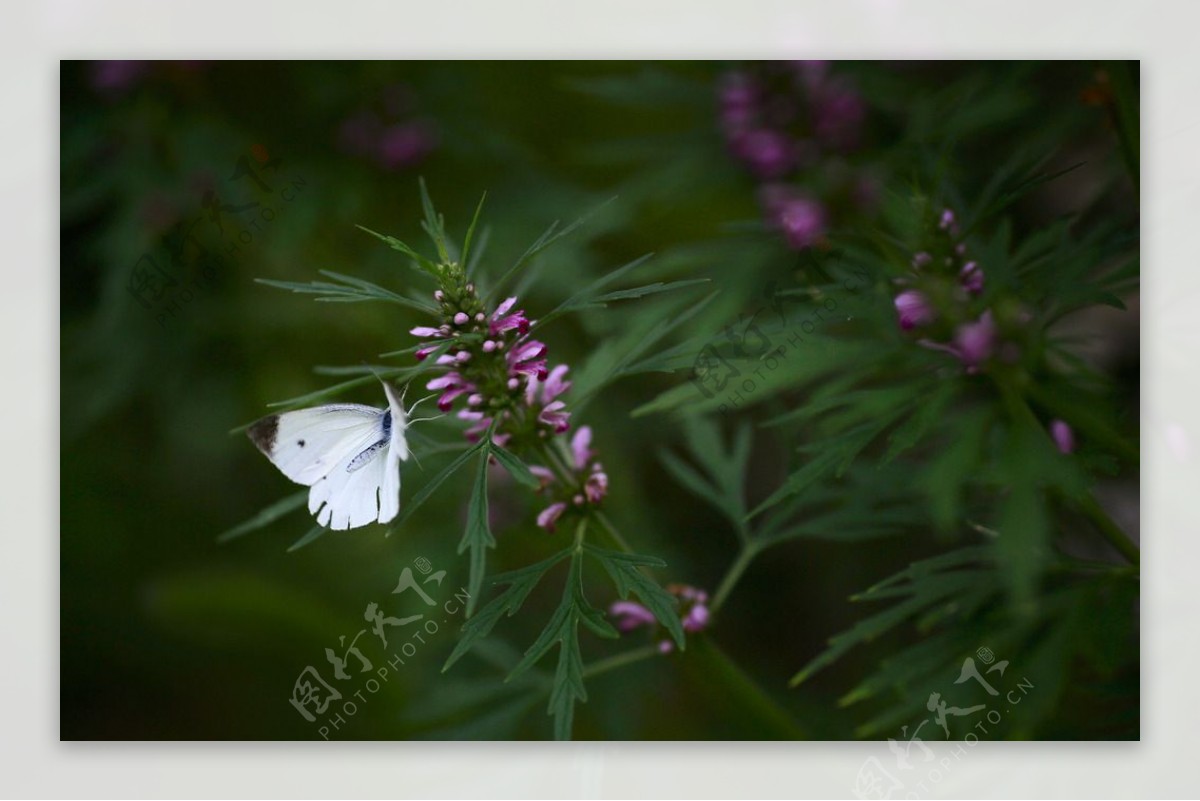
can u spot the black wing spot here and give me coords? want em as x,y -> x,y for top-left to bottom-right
247,415 -> 280,454
298,439 -> 306,447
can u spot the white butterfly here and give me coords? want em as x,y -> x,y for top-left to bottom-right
247,381 -> 424,531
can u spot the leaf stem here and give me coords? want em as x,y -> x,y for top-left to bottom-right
710,541 -> 760,615
1076,491 -> 1140,565
684,638 -> 807,739
582,644 -> 660,679
592,510 -> 636,555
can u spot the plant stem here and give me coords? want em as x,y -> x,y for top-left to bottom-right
582,644 -> 660,679
1077,492 -> 1140,565
710,541 -> 760,615
683,637 -> 807,739
593,510 -> 636,555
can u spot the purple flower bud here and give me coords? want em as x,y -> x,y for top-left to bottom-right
453,312 -> 469,326
434,290 -> 445,302
738,129 -> 794,179
410,325 -> 441,338
455,350 -> 472,363
959,261 -> 984,294
507,377 -> 519,390
377,122 -> 436,170
894,290 -> 936,331
1049,419 -> 1076,454
467,393 -> 484,406
584,470 -> 608,504
939,208 -> 956,230
912,251 -> 932,269
776,196 -> 827,250
475,312 -> 485,322
683,603 -> 710,632
952,311 -> 997,369
482,340 -> 497,353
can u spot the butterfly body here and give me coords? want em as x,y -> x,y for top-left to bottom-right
248,382 -> 410,531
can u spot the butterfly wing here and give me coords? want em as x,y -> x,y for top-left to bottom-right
307,435 -> 394,530
247,403 -> 384,486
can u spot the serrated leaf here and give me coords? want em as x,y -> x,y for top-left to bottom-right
389,437 -> 488,531
457,447 -> 497,616
442,547 -> 572,672
355,224 -> 440,275
584,544 -> 685,649
489,442 -> 541,489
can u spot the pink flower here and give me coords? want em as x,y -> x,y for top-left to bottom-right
490,297 -> 530,335
538,400 -> 571,433
536,501 -> 568,532
777,197 -> 827,250
959,261 -> 984,294
507,339 -> 548,381
571,426 -> 593,469
609,600 -> 657,632
952,311 -> 997,369
737,129 -> 794,179
894,290 -> 936,331
377,122 -> 436,170
584,470 -> 608,504
1049,419 -> 1076,454
426,372 -> 475,411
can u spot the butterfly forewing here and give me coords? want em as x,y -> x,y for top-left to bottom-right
247,403 -> 383,486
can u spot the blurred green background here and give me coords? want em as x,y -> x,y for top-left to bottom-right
60,60 -> 1137,740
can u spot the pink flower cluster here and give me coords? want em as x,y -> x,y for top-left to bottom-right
892,208 -> 1012,373
412,289 -> 571,443
530,426 -> 609,532
610,584 -> 710,654
718,61 -> 874,250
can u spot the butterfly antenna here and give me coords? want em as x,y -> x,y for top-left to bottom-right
406,392 -> 438,416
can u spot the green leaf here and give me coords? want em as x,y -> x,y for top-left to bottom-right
502,550 -> 618,740
790,547 -> 997,687
389,437 -> 488,531
549,614 -> 586,741
442,547 -> 572,672
217,491 -> 308,543
485,196 -> 617,304
355,224 -> 440,275
286,524 -> 328,553
460,192 -> 488,274
255,270 -> 437,314
458,447 -> 497,616
584,544 -> 685,649
418,177 -> 451,263
489,442 -> 541,489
